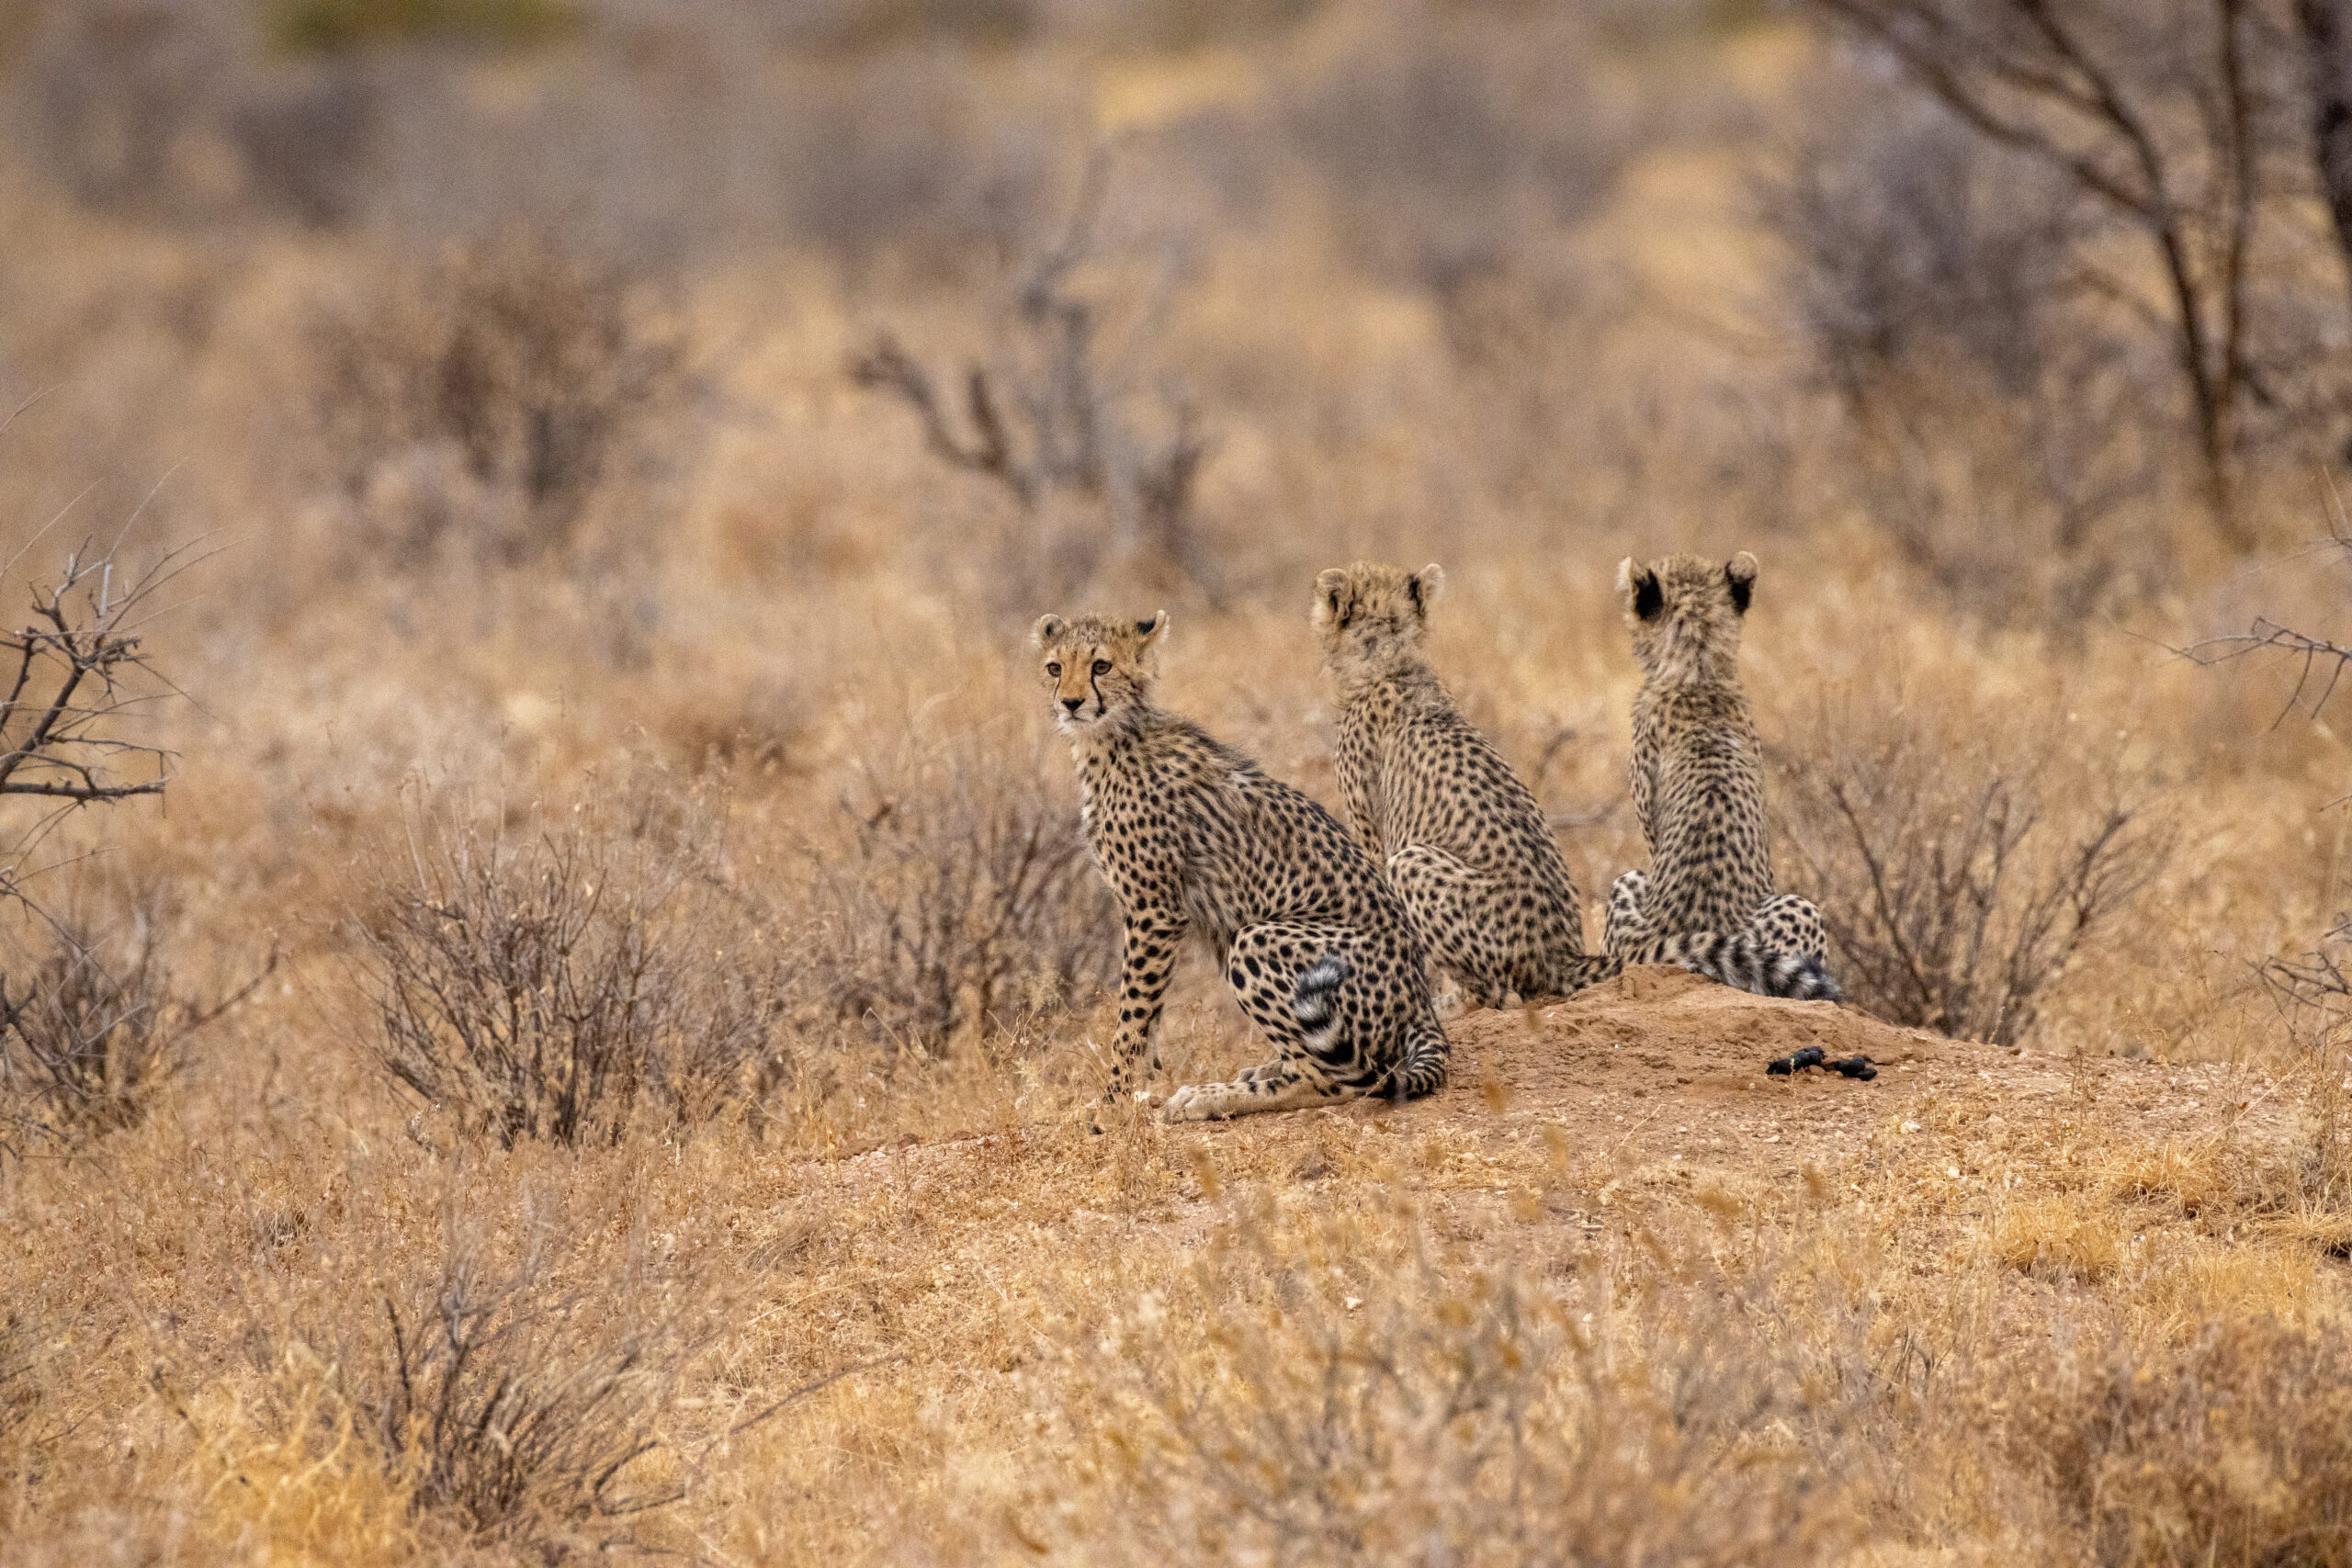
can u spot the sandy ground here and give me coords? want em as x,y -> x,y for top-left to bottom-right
732,968 -> 2288,1402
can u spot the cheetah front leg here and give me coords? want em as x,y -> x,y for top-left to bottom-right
1104,905 -> 1187,1105
1165,1062 -> 1337,1121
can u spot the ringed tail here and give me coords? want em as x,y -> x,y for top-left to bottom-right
1293,953 -> 1450,1101
1635,931 -> 1842,1003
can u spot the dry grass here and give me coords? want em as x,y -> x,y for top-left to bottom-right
0,5 -> 2349,1565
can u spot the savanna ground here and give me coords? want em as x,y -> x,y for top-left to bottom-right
6,1 -> 2352,1562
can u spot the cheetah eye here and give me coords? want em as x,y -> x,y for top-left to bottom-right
1091,659 -> 1112,676
1046,661 -> 1061,677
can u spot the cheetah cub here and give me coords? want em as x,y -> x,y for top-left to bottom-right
1033,611 -> 1448,1121
1317,561 -> 1837,1009
1606,552 -> 1838,995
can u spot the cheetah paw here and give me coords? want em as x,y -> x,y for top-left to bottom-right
1161,1085 -> 1229,1123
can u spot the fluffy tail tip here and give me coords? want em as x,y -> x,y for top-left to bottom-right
1771,953 -> 1843,1004
1293,953 -> 1350,1034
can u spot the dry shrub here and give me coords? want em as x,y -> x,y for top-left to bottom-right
366,1247 -> 687,1551
1772,692 -> 2172,1045
2006,1319 -> 2352,1567
1768,90 -> 2172,622
797,720 -> 1115,1049
278,1186 -> 718,1557
778,50 -> 1054,276
309,231 -> 684,570
0,1310 -> 40,1453
0,906 -> 255,1156
354,814 -> 778,1147
1048,1202 -> 1849,1565
13,1 -> 376,227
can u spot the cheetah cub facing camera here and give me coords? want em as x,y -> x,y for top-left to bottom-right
1317,561 -> 1837,1009
1033,610 -> 1448,1121
1607,552 -> 1838,997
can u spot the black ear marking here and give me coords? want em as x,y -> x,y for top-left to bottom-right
1406,575 -> 1422,613
1136,616 -> 1157,634
1633,572 -> 1664,622
1725,566 -> 1752,615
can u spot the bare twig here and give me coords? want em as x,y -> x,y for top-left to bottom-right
847,148 -> 1213,588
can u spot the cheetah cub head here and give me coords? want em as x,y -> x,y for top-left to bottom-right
1616,551 -> 1757,681
1313,561 -> 1445,679
1030,611 -> 1168,734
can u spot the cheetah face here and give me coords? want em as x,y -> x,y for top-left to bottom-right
1031,611 -> 1169,732
1616,551 -> 1755,677
1313,561 -> 1444,672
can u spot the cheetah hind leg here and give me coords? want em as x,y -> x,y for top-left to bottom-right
1166,936 -> 1354,1122
1603,869 -> 1655,957
1385,843 -> 1511,1010
1750,893 -> 1827,964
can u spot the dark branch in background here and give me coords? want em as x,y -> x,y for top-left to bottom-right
0,455 -> 216,1156
848,147 -> 1216,591
1812,0 -> 2278,549
2182,615 -> 2352,723
2299,0 -> 2352,326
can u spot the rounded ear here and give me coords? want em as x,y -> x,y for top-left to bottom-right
1412,562 -> 1445,615
1137,609 -> 1170,646
1312,568 -> 1349,628
1724,551 -> 1758,615
1032,614 -> 1066,649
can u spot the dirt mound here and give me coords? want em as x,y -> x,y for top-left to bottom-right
1442,964 -> 1945,1107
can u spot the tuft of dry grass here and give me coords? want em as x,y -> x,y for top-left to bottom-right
2005,1318 -> 2352,1568
1986,1192 -> 2124,1281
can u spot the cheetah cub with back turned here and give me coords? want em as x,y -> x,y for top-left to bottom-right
1606,551 -> 1836,990
1034,610 -> 1448,1121
1317,561 -> 1838,1009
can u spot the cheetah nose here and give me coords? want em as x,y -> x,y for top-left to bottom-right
1062,697 -> 1086,713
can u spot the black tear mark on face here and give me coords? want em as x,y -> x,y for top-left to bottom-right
1634,572 -> 1664,622
1725,567 -> 1752,615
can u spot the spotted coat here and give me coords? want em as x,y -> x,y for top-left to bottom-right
1318,561 -> 1838,1008
1033,610 -> 1447,1122
1606,552 -> 1835,984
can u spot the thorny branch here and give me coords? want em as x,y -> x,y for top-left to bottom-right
0,536 -> 200,908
